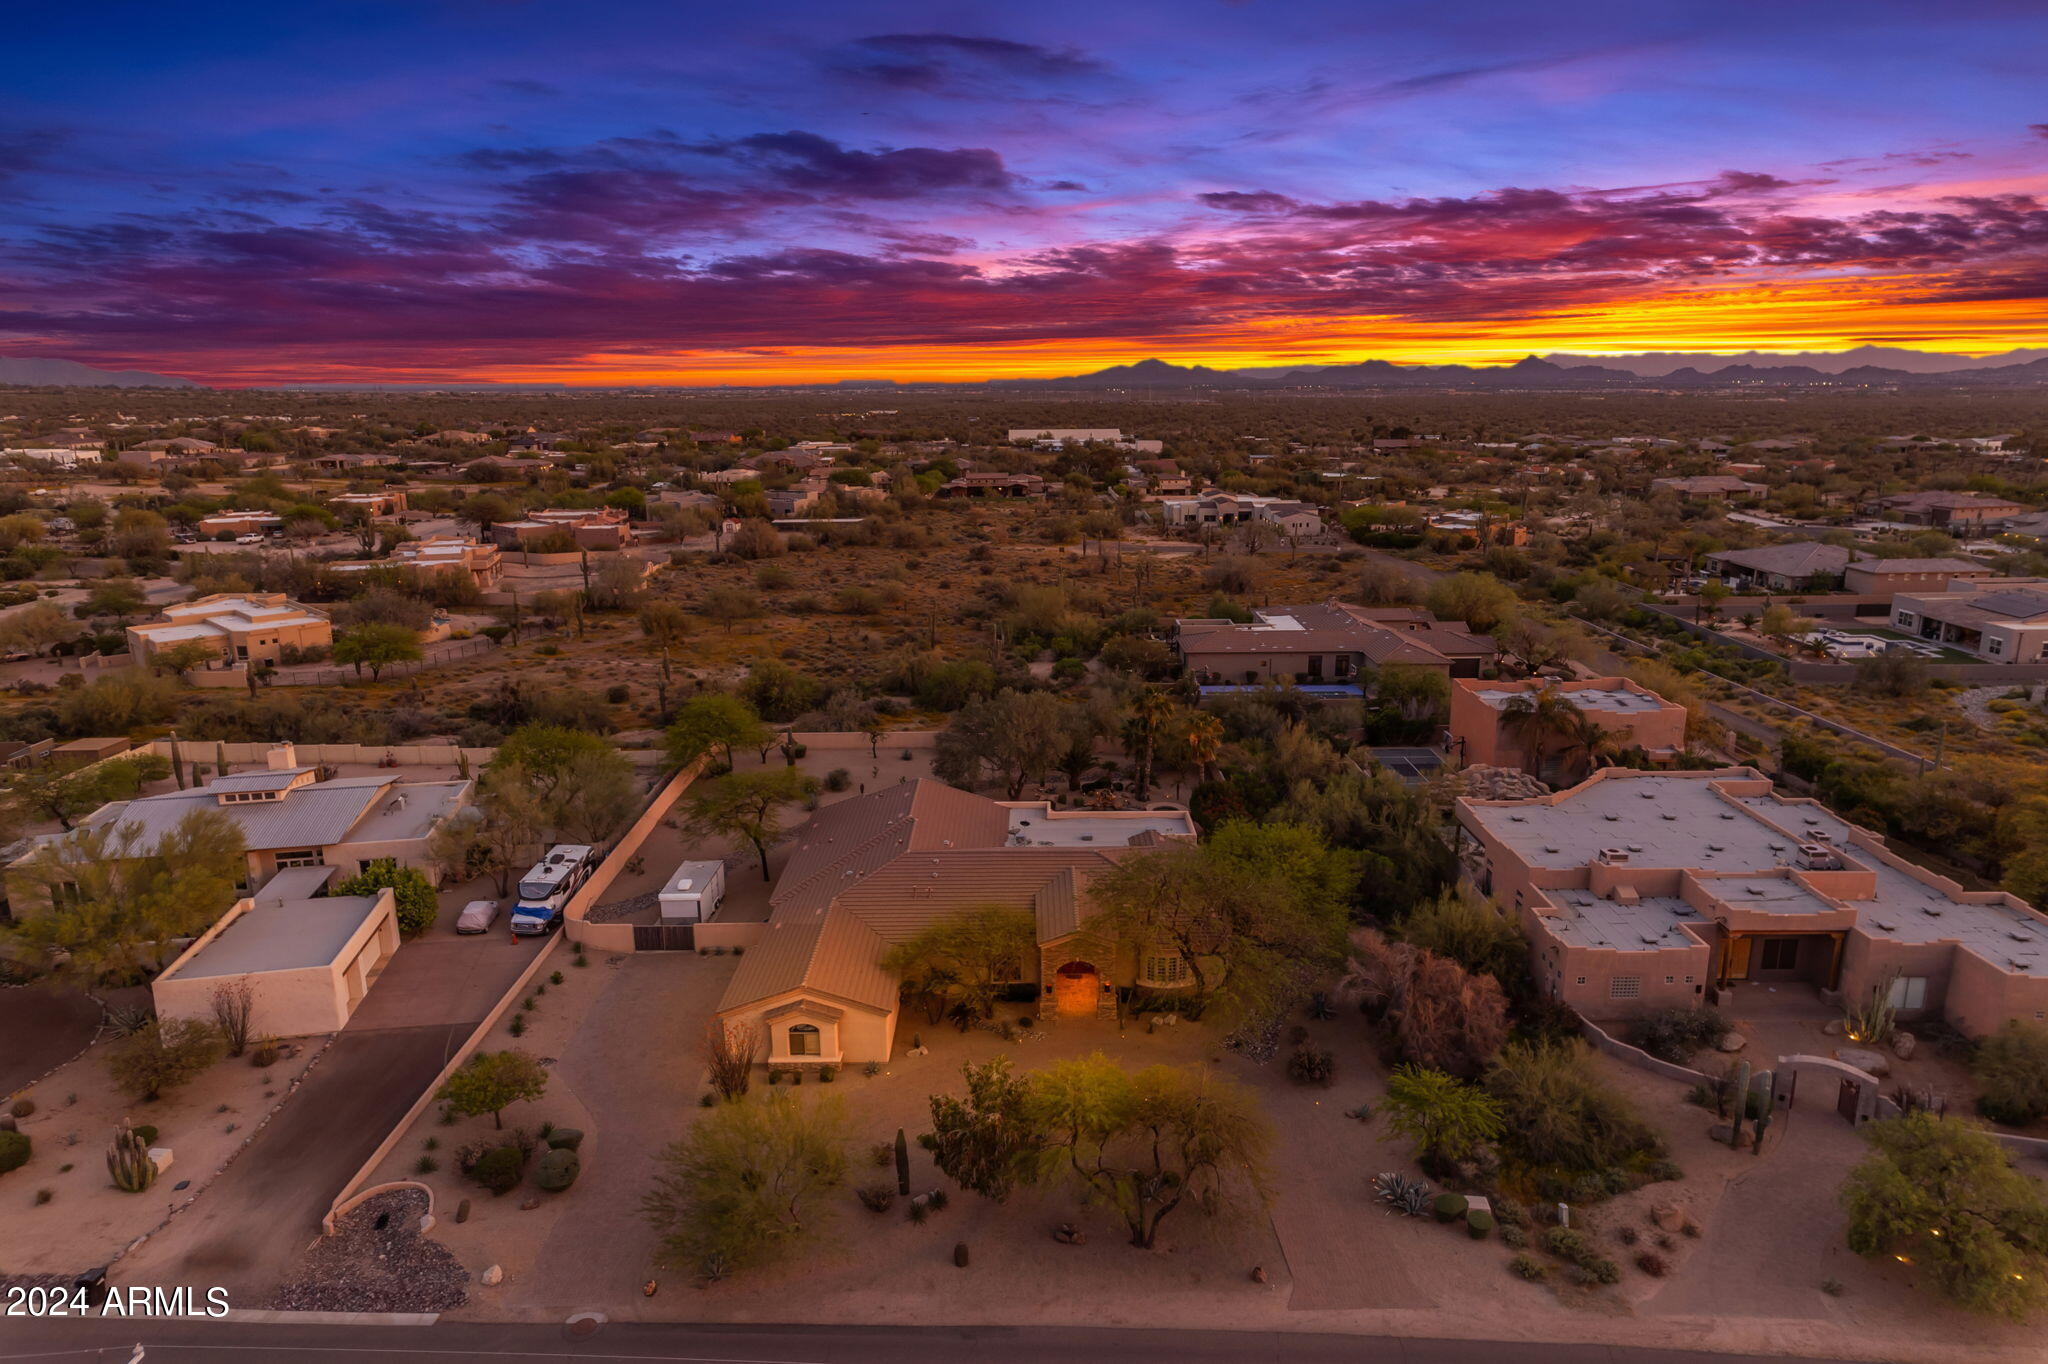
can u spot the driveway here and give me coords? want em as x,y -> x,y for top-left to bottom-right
0,984 -> 104,1095
109,925 -> 549,1299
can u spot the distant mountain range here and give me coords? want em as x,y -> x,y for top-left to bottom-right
998,352 -> 2048,390
0,356 -> 199,388
1532,346 -> 2048,376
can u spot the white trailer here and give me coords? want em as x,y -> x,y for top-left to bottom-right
659,860 -> 727,924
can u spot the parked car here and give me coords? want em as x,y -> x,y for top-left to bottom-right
234,533 -> 265,544
455,899 -> 500,935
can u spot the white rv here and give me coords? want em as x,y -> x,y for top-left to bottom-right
508,844 -> 596,936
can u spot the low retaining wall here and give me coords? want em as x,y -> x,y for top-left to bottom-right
1579,1017 -> 1714,1087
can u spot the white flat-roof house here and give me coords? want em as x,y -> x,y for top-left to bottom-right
4,447 -> 103,468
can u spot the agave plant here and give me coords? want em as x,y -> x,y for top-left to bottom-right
107,1121 -> 157,1194
1372,1171 -> 1433,1217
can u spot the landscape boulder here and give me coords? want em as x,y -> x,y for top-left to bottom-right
1834,1047 -> 1891,1078
481,1265 -> 504,1287
1891,1032 -> 1917,1060
1715,1032 -> 1746,1053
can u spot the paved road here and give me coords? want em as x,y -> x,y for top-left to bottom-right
0,1319 -> 1875,1364
107,930 -> 549,1301
0,985 -> 105,1096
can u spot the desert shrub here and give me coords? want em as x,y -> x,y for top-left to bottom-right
1629,1007 -> 1727,1064
1636,1252 -> 1669,1277
1972,1021 -> 2048,1126
10,1099 -> 34,1119
535,1147 -> 580,1192
1484,1040 -> 1664,1179
1501,1224 -> 1528,1248
0,1130 -> 30,1174
107,1019 -> 224,1102
470,1145 -> 527,1195
132,1125 -> 158,1146
1509,1254 -> 1548,1281
546,1128 -> 584,1151
1466,1209 -> 1495,1239
824,768 -> 851,792
858,1184 -> 896,1213
1287,1044 -> 1336,1087
1433,1192 -> 1468,1223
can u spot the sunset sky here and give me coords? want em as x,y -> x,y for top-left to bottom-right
4,0 -> 2046,385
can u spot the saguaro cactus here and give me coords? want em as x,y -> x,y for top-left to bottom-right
107,1122 -> 157,1193
1730,1060 -> 1753,1149
894,1127 -> 910,1197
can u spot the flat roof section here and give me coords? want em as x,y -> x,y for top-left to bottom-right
168,895 -> 383,978
1544,888 -> 1705,951
1003,804 -> 1195,848
1468,685 -> 1671,715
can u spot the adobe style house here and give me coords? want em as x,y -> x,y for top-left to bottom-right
489,507 -> 630,550
714,780 -> 1196,1066
936,472 -> 1049,498
127,593 -> 332,668
1174,600 -> 1496,687
152,882 -> 399,1037
1650,475 -> 1765,502
1457,767 -> 2048,1037
330,535 -> 503,591
1448,677 -> 1687,778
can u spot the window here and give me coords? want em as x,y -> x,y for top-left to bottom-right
787,1023 -> 821,1056
1609,976 -> 1642,1000
1574,975 -> 1588,986
1142,954 -> 1189,986
1664,975 -> 1675,985
275,850 -> 323,869
1887,976 -> 1928,1010
1988,637 -> 2004,656
1759,937 -> 1800,971
1894,611 -> 1915,629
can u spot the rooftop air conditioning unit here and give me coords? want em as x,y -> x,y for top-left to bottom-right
1797,843 -> 1841,870
1597,848 -> 1630,865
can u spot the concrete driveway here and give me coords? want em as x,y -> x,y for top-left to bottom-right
109,923 -> 549,1300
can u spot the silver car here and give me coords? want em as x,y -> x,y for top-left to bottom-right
454,899 -> 499,935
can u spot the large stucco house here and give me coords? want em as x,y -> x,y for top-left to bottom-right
714,780 -> 1196,1066
1457,766 -> 2048,1038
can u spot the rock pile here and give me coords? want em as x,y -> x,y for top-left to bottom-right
269,1188 -> 469,1313
1452,766 -> 1550,801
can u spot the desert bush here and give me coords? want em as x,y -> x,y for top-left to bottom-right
1509,1254 -> 1548,1281
107,1019 -> 224,1102
10,1099 -> 34,1119
1484,1040 -> 1664,1179
858,1184 -> 896,1213
470,1145 -> 527,1195
1636,1251 -> 1669,1277
1433,1192 -> 1468,1223
1628,1007 -> 1727,1064
1972,1021 -> 2048,1126
1372,1171 -> 1433,1217
0,1130 -> 30,1175
535,1147 -> 580,1192
1287,1044 -> 1336,1087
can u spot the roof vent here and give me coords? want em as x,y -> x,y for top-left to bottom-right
1922,906 -> 1944,917
1603,814 -> 1620,822
1708,843 -> 1724,852
1720,812 -> 1735,821
1745,885 -> 1766,897
2010,931 -> 2033,943
1661,813 -> 1677,821
1626,844 -> 1643,853
1543,845 -> 1560,855
1874,921 -> 1895,932
1509,814 -> 1525,822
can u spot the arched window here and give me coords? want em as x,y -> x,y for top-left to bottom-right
788,1023 -> 822,1056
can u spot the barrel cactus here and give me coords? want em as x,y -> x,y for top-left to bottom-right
107,1122 -> 157,1193
535,1147 -> 580,1192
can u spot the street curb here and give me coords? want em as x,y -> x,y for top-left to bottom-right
222,1309 -> 439,1326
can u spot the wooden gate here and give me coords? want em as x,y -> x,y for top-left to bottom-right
633,924 -> 696,952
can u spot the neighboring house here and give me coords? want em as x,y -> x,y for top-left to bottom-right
1157,493 -> 1318,529
130,437 -> 219,456
126,593 -> 332,668
765,479 -> 829,517
1869,491 -> 2026,528
329,535 -> 502,590
330,491 -> 409,517
935,472 -> 1049,498
152,877 -> 399,1037
1449,677 -> 1688,778
309,452 -> 404,472
1175,600 -> 1496,687
1457,767 -> 2048,1037
1841,558 -> 1998,595
196,512 -> 283,539
1890,582 -> 2048,663
4,447 -> 103,468
490,507 -> 630,550
1008,428 -> 1164,454
1703,542 -> 1852,591
21,746 -> 473,890
714,780 -> 1197,1065
1650,476 -> 1766,501
48,737 -> 130,769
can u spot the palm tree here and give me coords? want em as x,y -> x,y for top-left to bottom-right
1498,687 -> 1585,782
1559,711 -> 1624,784
1124,690 -> 1175,802
1181,711 -> 1224,790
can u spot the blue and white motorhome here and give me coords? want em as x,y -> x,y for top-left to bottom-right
508,844 -> 596,936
